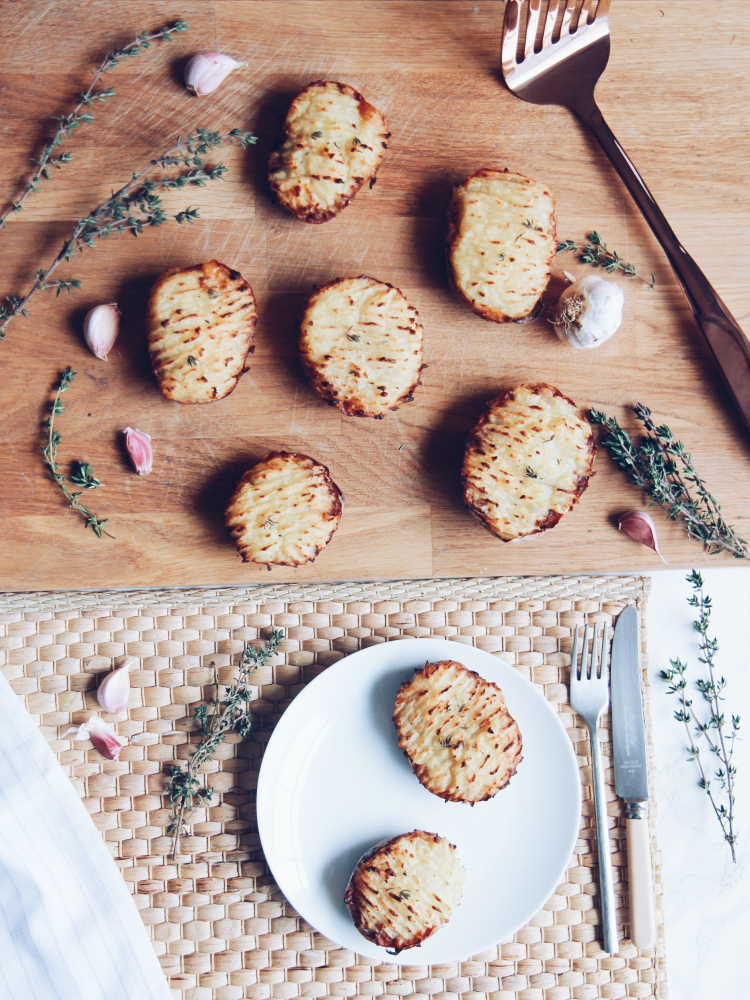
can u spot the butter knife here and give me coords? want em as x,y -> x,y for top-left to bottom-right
611,605 -> 656,950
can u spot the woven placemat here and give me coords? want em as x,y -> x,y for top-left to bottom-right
0,575 -> 665,1000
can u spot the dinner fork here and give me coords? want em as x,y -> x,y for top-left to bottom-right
502,0 -> 750,437
569,622 -> 619,955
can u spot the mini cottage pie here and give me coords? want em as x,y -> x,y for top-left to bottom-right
393,660 -> 523,803
300,276 -> 424,418
462,383 -> 595,541
269,80 -> 389,223
224,452 -> 343,566
345,831 -> 466,953
446,168 -> 556,322
147,260 -> 256,403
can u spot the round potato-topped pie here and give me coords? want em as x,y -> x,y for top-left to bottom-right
344,830 -> 466,954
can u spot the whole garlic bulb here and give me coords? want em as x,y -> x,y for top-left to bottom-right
553,274 -> 624,349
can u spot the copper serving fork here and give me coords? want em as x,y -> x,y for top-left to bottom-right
502,0 -> 750,436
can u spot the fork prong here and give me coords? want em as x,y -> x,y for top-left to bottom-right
600,621 -> 608,680
576,0 -> 596,30
595,0 -> 612,20
560,0 -> 577,38
502,0 -> 521,75
571,624 -> 580,681
524,0 -> 543,59
590,623 -> 599,679
542,0 -> 561,49
581,624 -> 590,679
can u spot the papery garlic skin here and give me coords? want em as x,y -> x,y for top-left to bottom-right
123,427 -> 153,475
83,303 -> 121,360
96,655 -> 136,714
63,717 -> 125,760
618,510 -> 667,563
184,53 -> 241,96
553,274 -> 624,349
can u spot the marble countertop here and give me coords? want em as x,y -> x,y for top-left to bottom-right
647,568 -> 747,997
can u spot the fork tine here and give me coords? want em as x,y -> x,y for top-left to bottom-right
581,624 -> 590,679
576,0 -> 596,30
560,0 -> 577,39
502,0 -> 521,75
590,623 -> 599,678
571,624 -> 580,681
542,0 -> 561,49
524,0 -> 543,59
595,0 -> 612,20
600,621 -> 608,680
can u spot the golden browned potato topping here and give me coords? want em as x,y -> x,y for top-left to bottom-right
225,451 -> 343,566
345,831 -> 466,954
269,81 -> 389,223
394,660 -> 523,803
300,276 -> 424,418
147,260 -> 256,404
447,168 -> 556,322
462,383 -> 595,541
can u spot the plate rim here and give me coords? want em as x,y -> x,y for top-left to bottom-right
257,636 -> 582,962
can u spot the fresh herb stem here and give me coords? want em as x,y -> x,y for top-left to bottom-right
590,404 -> 747,558
165,628 -> 284,861
42,368 -> 110,538
0,128 -> 256,340
0,20 -> 189,231
556,231 -> 655,289
661,571 -> 739,861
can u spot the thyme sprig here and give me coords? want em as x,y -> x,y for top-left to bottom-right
42,368 -> 110,538
557,231 -> 655,289
0,128 -> 256,340
165,628 -> 284,861
661,572 -> 739,861
590,405 -> 747,558
0,20 -> 189,231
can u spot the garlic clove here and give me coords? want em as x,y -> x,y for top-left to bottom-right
96,655 -> 136,715
63,716 -> 125,760
618,510 -> 667,563
123,427 -> 153,475
83,303 -> 121,360
184,52 -> 242,96
553,274 -> 624,349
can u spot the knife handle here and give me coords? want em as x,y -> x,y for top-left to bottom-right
626,809 -> 656,951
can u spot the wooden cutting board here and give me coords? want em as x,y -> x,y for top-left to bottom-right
0,0 -> 748,591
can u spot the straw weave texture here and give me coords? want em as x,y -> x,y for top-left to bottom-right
0,575 -> 666,1000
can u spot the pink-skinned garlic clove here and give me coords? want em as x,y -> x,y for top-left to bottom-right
618,510 -> 667,563
123,427 -> 152,475
96,655 -> 136,715
184,52 -> 242,96
83,303 -> 121,360
63,716 -> 125,760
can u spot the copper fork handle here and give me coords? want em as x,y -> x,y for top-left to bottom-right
583,103 -> 750,435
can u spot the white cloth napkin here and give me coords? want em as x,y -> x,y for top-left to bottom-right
0,673 -> 172,1000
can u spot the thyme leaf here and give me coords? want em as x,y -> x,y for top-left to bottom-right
0,20 -> 189,232
0,127 -> 256,340
556,231 -> 655,288
165,629 -> 284,860
42,369 -> 110,538
661,572 -> 739,861
589,405 -> 746,558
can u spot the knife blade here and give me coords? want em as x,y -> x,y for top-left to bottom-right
611,605 -> 655,951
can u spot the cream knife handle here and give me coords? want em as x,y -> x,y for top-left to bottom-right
626,807 -> 656,951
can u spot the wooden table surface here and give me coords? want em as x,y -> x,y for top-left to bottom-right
1,0 -> 748,591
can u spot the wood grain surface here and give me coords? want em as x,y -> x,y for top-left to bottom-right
0,0 -> 748,591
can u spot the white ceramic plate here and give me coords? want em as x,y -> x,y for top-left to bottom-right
257,637 -> 581,963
